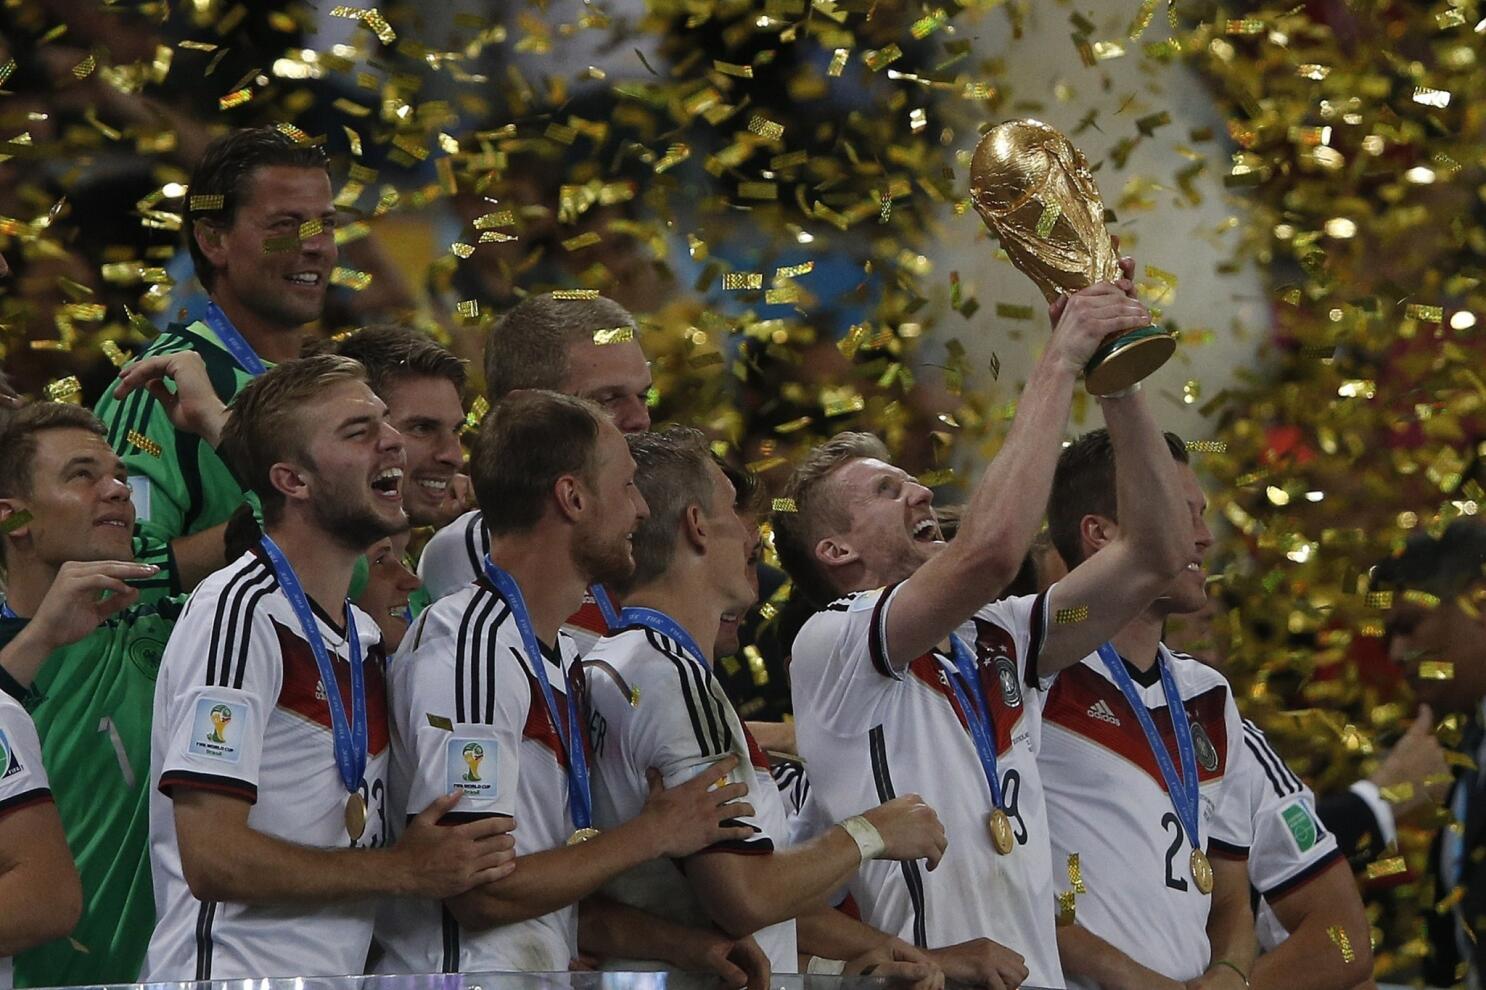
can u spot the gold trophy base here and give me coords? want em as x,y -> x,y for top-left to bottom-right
1083,325 -> 1176,397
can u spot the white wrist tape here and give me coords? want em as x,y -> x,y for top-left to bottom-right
840,815 -> 887,863
806,956 -> 847,976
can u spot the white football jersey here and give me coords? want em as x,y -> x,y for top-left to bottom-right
791,585 -> 1065,989
0,692 -> 53,990
418,510 -> 611,653
1232,719 -> 1341,949
585,625 -> 799,973
376,573 -> 585,974
1039,645 -> 1252,987
145,550 -> 391,981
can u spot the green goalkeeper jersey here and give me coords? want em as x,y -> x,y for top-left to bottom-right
94,320 -> 259,545
0,592 -> 184,987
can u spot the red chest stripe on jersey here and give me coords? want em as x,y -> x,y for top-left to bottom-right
740,721 -> 772,773
1044,663 -> 1229,788
272,618 -> 391,754
519,662 -> 596,768
906,652 -> 1022,755
568,599 -> 612,637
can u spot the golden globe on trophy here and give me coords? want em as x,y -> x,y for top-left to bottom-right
969,118 -> 1176,396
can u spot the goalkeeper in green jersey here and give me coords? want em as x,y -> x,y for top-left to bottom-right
93,126 -> 336,590
0,357 -> 230,987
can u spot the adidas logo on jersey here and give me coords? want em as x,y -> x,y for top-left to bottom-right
1087,699 -> 1121,726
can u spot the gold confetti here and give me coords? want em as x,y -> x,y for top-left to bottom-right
456,300 -> 479,320
1406,303 -> 1444,323
72,54 -> 96,79
0,59 -> 15,87
1364,857 -> 1407,881
218,88 -> 253,110
828,49 -> 849,77
1378,783 -> 1414,804
995,304 -> 1035,320
552,289 -> 600,300
426,713 -> 453,731
772,498 -> 798,514
273,122 -> 311,145
629,686 -> 641,708
1403,589 -> 1441,608
747,115 -> 784,141
747,456 -> 789,474
1056,891 -> 1077,926
1067,853 -> 1088,894
297,218 -> 324,241
1419,661 -> 1455,680
45,377 -> 82,403
100,341 -> 130,368
864,45 -> 903,71
775,261 -> 814,279
126,431 -> 162,458
593,327 -> 635,345
1185,440 -> 1228,454
723,272 -> 764,291
188,194 -> 224,211
0,510 -> 33,535
329,267 -> 372,290
1365,591 -> 1395,609
1056,605 -> 1090,625
1035,201 -> 1062,238
738,182 -> 778,200
450,242 -> 475,259
1327,926 -> 1356,964
262,234 -> 299,254
1413,87 -> 1452,108
562,232 -> 602,251
713,60 -> 754,78
918,469 -> 955,487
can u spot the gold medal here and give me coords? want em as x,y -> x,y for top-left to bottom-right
1189,847 -> 1214,895
345,793 -> 367,841
567,827 -> 602,846
988,808 -> 1015,855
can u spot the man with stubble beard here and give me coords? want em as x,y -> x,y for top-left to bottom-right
377,391 -> 763,975
144,356 -> 517,980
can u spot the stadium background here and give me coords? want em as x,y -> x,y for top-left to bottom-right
0,0 -> 1476,979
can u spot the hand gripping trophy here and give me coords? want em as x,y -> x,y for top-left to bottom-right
970,118 -> 1175,395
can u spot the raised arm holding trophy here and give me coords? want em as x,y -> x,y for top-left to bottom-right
970,117 -> 1176,395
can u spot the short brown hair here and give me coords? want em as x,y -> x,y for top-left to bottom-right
771,431 -> 890,607
618,428 -> 717,594
483,293 -> 636,401
331,324 -> 467,397
470,390 -> 606,537
0,403 -> 108,565
187,127 -> 330,291
1047,428 -> 1189,569
219,355 -> 367,524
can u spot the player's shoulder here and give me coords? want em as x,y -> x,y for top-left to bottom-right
179,551 -> 278,621
419,512 -> 484,576
1163,647 -> 1234,695
971,591 -> 1041,629
408,581 -> 500,644
588,628 -> 690,684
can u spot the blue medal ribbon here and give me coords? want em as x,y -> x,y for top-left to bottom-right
1096,643 -> 1202,855
203,302 -> 268,377
617,606 -> 711,670
941,634 -> 1006,811
480,555 -> 593,831
0,602 -> 16,620
260,536 -> 366,795
590,583 -> 621,631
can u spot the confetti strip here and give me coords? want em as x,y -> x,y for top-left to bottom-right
127,431 -> 162,457
456,300 -> 479,320
723,272 -> 764,291
188,194 -> 224,211
218,88 -> 253,110
1402,590 -> 1441,608
828,48 -> 849,76
1406,303 -> 1444,322
918,469 -> 955,487
426,713 -> 453,731
330,267 -> 372,290
100,340 -> 131,368
45,377 -> 82,403
1068,853 -> 1088,894
1419,661 -> 1455,680
772,498 -> 798,513
273,122 -> 311,145
995,303 -> 1035,320
562,232 -> 602,251
1365,591 -> 1395,609
1035,201 -> 1062,238
1364,857 -> 1407,881
593,327 -> 634,345
1326,926 -> 1356,963
1056,605 -> 1090,625
552,288 -> 600,300
1055,891 -> 1077,926
1185,440 -> 1228,453
0,510 -> 33,535
747,114 -> 784,141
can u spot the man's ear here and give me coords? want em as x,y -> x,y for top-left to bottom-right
1079,513 -> 1118,557
815,535 -> 859,571
269,462 -> 310,506
681,503 -> 707,554
194,218 -> 229,271
553,475 -> 585,524
0,498 -> 33,544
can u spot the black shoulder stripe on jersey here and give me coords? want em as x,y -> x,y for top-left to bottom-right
205,559 -> 272,687
440,904 -> 460,973
231,579 -> 276,691
484,605 -> 511,725
1242,722 -> 1301,798
1262,846 -> 1344,902
656,630 -> 736,756
654,630 -> 722,757
1026,590 -> 1051,689
448,585 -> 496,716
463,512 -> 486,576
194,899 -> 217,980
867,587 -> 895,678
1243,719 -> 1304,792
870,724 -> 927,948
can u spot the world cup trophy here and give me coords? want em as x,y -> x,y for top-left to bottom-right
969,118 -> 1176,396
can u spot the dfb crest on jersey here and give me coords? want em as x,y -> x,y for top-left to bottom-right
994,655 -> 1022,709
1191,719 -> 1219,772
